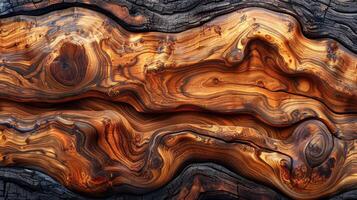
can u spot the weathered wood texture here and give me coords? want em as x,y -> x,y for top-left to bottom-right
0,0 -> 356,53
0,164 -> 289,200
2,165 -> 357,200
0,1 -> 356,200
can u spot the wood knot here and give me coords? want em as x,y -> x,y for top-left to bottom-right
303,122 -> 333,168
50,42 -> 88,86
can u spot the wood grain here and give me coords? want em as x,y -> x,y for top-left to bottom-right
0,4 -> 356,200
0,99 -> 354,199
0,8 -> 356,110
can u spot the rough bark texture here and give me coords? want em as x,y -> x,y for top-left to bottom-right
0,0 -> 356,200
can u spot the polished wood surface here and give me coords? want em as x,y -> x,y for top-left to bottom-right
0,6 -> 356,200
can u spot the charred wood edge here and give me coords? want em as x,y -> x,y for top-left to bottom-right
0,0 -> 356,53
0,163 -> 289,200
0,164 -> 355,200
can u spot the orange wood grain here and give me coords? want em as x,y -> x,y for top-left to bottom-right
0,7 -> 356,199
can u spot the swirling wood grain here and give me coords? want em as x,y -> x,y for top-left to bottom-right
0,99 -> 355,199
1,8 -> 356,119
0,5 -> 356,200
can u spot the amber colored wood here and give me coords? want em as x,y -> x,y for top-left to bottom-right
0,8 -> 356,114
0,7 -> 356,200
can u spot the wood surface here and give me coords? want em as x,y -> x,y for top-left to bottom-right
0,1 -> 356,200
1,0 -> 357,53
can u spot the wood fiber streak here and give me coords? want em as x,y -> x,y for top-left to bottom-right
0,5 -> 356,200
